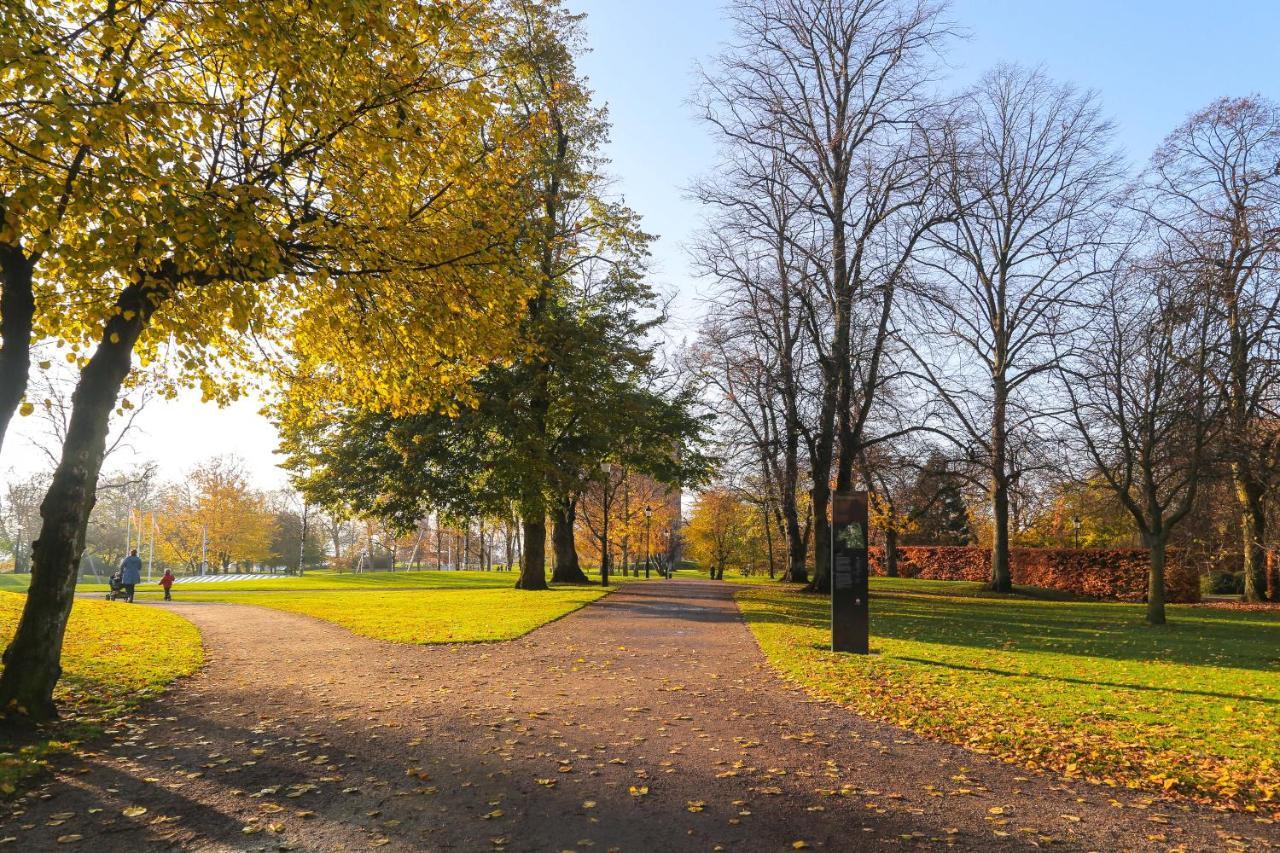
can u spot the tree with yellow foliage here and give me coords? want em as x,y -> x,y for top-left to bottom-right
1,0 -> 542,720
685,488 -> 755,580
157,457 -> 275,573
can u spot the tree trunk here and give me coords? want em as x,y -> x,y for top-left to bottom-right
503,522 -> 513,571
760,500 -> 776,579
550,498 -> 589,583
988,387 -> 1013,593
885,526 -> 899,578
0,281 -> 157,720
809,481 -> 832,593
1233,464 -> 1270,602
783,495 -> 807,583
1144,532 -> 1168,626
515,487 -> 548,590
0,246 -> 35,456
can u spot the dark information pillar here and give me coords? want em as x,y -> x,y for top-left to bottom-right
831,491 -> 869,654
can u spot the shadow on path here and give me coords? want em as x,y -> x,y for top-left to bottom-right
4,579 -> 1274,851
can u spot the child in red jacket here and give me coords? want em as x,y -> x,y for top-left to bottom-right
160,568 -> 175,601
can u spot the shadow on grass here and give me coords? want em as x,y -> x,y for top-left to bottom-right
741,584 -> 1280,673
890,655 -> 1279,705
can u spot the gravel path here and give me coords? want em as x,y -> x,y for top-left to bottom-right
2,580 -> 1275,851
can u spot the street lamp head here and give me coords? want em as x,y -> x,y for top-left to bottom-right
644,505 -> 653,519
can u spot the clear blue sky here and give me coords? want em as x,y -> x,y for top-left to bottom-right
574,0 -> 1280,333
4,0 -> 1279,487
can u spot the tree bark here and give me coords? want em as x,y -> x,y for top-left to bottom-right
988,384 -> 1013,592
0,281 -> 158,720
784,494 -> 807,582
0,245 -> 35,455
515,487 -> 548,590
550,498 -> 589,583
884,527 -> 899,578
1233,464 -> 1270,602
1144,532 -> 1168,626
809,481 -> 832,593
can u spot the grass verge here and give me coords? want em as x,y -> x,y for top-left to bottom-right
0,591 -> 203,795
736,579 -> 1280,813
179,587 -> 609,643
132,570 -> 617,644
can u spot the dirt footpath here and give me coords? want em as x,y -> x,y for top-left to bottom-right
2,580 -> 1275,851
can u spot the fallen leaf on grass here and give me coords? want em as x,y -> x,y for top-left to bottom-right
122,806 -> 147,818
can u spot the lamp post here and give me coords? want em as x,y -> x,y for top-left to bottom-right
1072,515 -> 1082,549
644,505 -> 653,579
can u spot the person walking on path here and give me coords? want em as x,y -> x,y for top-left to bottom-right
160,568 -> 175,601
119,549 -> 143,603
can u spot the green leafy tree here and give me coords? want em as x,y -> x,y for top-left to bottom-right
0,0 -> 540,721
902,453 -> 973,546
279,2 -> 711,591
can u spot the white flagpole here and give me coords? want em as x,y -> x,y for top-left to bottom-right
147,514 -> 156,580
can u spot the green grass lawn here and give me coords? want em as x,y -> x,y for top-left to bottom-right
0,591 -> 203,794
131,570 -> 620,643
737,578 -> 1280,812
0,574 -> 110,593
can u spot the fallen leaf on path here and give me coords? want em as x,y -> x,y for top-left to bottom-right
122,806 -> 147,818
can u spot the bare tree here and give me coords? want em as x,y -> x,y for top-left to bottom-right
1060,259 -> 1223,624
696,0 -> 952,592
692,132 -> 818,583
905,65 -> 1121,591
1139,96 -> 1280,602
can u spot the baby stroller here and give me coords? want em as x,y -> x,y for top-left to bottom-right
106,570 -> 129,601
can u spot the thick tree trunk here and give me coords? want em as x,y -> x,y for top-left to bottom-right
516,515 -> 548,589
1233,464 -> 1270,602
783,496 -> 807,583
809,481 -> 832,593
885,527 -> 899,578
0,245 -> 35,455
1144,532 -> 1168,626
515,488 -> 548,590
988,388 -> 1013,593
550,499 -> 589,583
0,282 -> 156,720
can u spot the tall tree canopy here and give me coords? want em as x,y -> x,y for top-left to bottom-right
0,0 -> 546,720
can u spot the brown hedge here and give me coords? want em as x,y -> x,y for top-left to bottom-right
868,546 -> 1200,603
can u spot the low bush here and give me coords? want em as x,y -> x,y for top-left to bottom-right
869,546 -> 1200,603
1204,569 -> 1245,596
